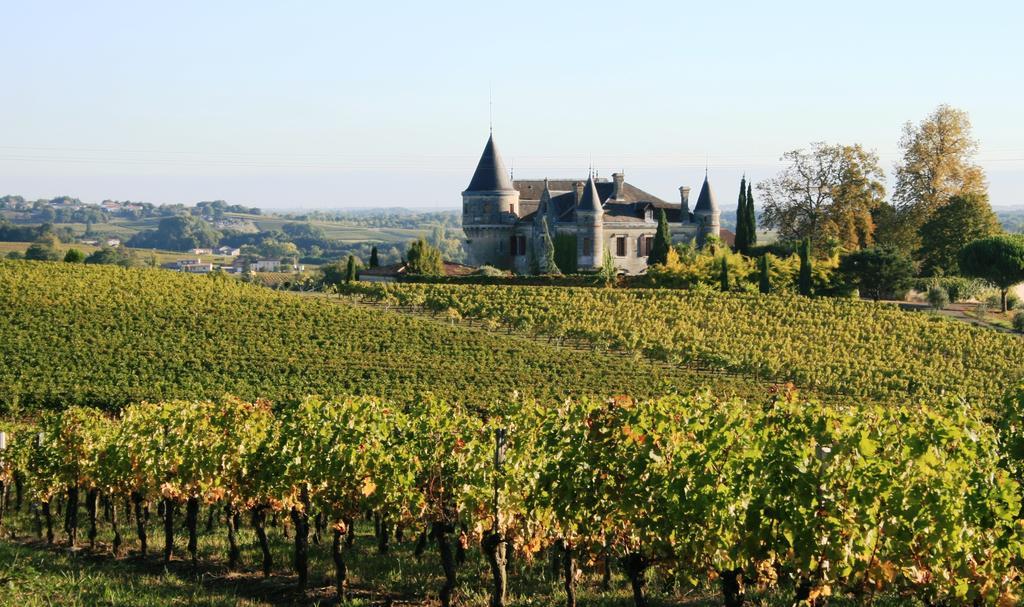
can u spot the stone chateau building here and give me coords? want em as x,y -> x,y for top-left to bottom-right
462,133 -> 724,274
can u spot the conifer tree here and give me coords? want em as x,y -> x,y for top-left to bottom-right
540,217 -> 561,275
648,209 -> 671,265
735,177 -> 749,253
746,182 -> 757,247
798,238 -> 813,296
344,255 -> 358,283
758,254 -> 771,294
369,246 -> 379,268
720,256 -> 730,292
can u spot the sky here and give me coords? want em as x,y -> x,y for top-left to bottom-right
1,0 -> 1023,210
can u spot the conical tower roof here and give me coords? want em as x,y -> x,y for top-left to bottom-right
693,175 -> 717,213
465,134 -> 514,192
578,175 -> 603,213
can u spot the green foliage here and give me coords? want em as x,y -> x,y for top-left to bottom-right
734,177 -> 750,253
349,282 -> 1024,403
84,247 -> 139,267
0,261 -> 716,411
758,253 -> 771,294
917,194 -> 1000,275
127,215 -> 221,252
926,285 -> 949,310
719,255 -> 730,292
6,389 -> 1022,605
648,209 -> 672,265
345,254 -> 359,283
597,248 -> 617,286
798,238 -> 813,296
746,181 -> 757,247
553,233 -> 578,274
406,238 -> 444,276
914,276 -> 989,303
24,236 -> 61,262
838,247 -> 915,301
959,234 -> 1024,312
62,248 -> 85,263
369,245 -> 379,268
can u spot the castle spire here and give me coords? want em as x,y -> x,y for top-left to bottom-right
465,133 -> 514,192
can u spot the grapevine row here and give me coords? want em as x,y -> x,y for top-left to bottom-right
2,388 -> 1022,606
342,282 -> 1024,403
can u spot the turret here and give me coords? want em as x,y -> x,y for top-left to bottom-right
692,175 -> 720,247
462,134 -> 521,267
576,175 -> 604,270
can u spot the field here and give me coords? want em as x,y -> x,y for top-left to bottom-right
0,260 -> 760,411
2,260 -> 1023,606
0,241 -> 239,267
343,282 -> 1024,404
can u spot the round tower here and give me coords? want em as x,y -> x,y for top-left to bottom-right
576,175 -> 604,270
462,134 -> 520,268
692,175 -> 720,247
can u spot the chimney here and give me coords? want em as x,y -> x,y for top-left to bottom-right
574,181 -> 584,205
679,186 -> 691,215
612,172 -> 624,200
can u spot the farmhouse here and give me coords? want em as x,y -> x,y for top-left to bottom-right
461,133 -> 726,275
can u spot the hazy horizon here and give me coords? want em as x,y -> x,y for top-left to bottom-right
3,1 -> 1022,211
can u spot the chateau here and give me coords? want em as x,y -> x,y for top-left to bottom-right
461,134 -> 724,274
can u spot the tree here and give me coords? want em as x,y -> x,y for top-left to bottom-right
758,254 -> 771,294
746,181 -> 757,248
597,249 -> 617,287
85,247 -> 139,267
917,194 -> 1000,276
24,236 -> 61,261
838,247 -> 915,302
719,256 -> 729,292
734,177 -> 750,253
63,248 -> 85,263
648,210 -> 671,266
344,255 -> 359,283
127,215 -> 221,251
406,238 -> 444,276
369,246 -> 380,268
757,142 -> 885,249
959,235 -> 1024,312
798,238 -> 813,296
894,105 -> 987,249
539,217 -> 561,276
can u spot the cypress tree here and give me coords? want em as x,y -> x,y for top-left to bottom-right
345,255 -> 358,283
540,217 -> 561,275
746,182 -> 757,247
720,256 -> 730,292
649,209 -> 671,265
798,238 -> 813,296
369,246 -> 379,268
734,177 -> 748,253
758,254 -> 771,294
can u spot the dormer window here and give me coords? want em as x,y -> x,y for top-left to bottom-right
645,208 -> 654,222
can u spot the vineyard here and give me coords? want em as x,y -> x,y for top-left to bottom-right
0,261 -> 761,412
342,282 -> 1024,403
1,389 -> 1022,606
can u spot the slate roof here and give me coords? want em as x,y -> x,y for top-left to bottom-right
579,176 -> 603,213
516,177 -> 689,224
465,134 -> 514,192
693,175 -> 717,213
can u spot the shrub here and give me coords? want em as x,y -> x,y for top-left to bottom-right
1014,312 -> 1024,333
927,285 -> 949,310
